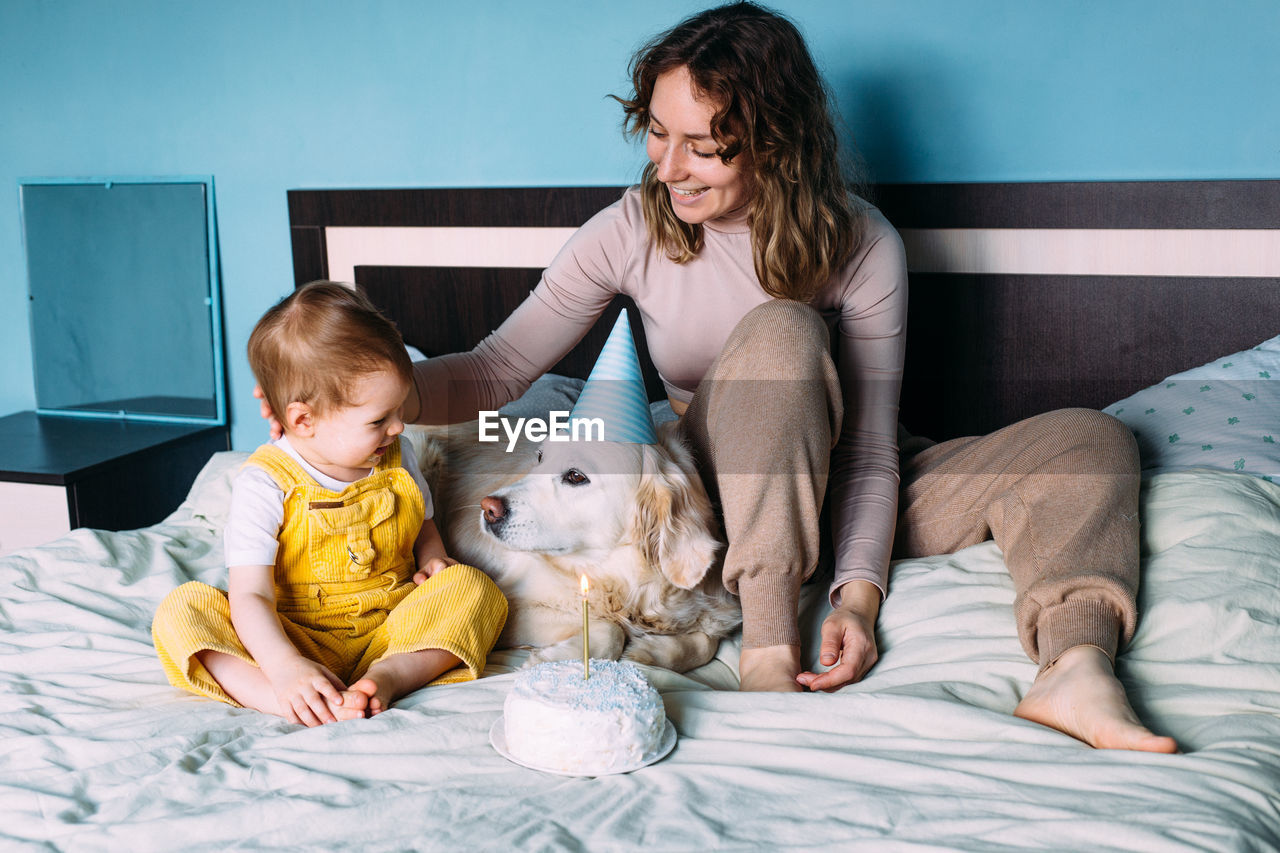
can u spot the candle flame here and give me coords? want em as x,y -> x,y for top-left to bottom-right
580,574 -> 589,596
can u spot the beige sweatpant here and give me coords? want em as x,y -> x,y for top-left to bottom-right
680,300 -> 1140,670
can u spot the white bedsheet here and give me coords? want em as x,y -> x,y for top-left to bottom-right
2,452 -> 1278,852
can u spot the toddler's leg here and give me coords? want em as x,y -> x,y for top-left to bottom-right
347,564 -> 508,714
153,581 -> 355,724
153,581 -> 256,706
342,649 -> 464,716
193,651 -> 285,716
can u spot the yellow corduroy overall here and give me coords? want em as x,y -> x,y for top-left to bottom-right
153,440 -> 507,705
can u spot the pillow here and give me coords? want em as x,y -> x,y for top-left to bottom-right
1103,333 -> 1280,483
498,373 -> 584,420
177,449 -> 251,530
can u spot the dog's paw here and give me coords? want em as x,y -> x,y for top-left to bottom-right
525,642 -> 581,667
620,631 -> 721,673
619,645 -> 658,667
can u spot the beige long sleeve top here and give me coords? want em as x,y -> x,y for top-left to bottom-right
412,187 -> 908,602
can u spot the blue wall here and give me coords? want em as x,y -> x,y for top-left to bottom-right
2,0 -> 1277,450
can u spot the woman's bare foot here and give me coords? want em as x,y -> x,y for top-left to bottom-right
738,644 -> 804,692
1014,645 -> 1179,753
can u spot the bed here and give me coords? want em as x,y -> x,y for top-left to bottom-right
4,181 -> 1279,852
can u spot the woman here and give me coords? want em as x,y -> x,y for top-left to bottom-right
284,2 -> 1176,752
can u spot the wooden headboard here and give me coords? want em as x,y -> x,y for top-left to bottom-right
288,182 -> 1280,440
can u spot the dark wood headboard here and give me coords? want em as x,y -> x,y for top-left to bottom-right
287,187 -> 665,402
288,182 -> 1280,440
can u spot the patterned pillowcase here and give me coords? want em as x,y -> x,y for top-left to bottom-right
1103,334 -> 1280,483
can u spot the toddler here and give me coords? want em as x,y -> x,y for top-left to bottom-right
153,281 -> 507,725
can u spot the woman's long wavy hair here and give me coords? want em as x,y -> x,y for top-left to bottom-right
616,1 -> 865,302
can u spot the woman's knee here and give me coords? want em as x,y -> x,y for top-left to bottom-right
737,298 -> 826,334
688,299 -> 842,459
1026,408 -> 1140,473
724,299 -> 829,366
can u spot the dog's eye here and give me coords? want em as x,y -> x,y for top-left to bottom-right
561,469 -> 589,486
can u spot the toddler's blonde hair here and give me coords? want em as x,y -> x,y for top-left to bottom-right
248,281 -> 412,423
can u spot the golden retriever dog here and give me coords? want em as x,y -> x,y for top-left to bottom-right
406,422 -> 742,672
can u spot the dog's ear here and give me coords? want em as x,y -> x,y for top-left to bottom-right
629,442 -> 721,589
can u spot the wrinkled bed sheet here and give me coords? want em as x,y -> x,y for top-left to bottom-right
2,453 -> 1278,851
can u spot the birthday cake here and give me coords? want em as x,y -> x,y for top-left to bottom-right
502,659 -> 667,775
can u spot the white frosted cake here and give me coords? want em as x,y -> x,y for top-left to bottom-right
503,659 -> 667,775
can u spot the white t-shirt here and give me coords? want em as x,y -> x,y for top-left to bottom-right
224,434 -> 432,568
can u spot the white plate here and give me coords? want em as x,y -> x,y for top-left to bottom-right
489,717 -> 677,777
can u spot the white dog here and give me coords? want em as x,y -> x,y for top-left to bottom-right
407,422 -> 742,672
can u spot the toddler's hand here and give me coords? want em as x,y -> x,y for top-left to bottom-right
264,656 -> 346,726
413,556 -> 458,585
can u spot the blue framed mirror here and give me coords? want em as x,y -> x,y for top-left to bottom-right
19,177 -> 225,425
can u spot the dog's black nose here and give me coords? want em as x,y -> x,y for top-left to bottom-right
481,495 -> 508,535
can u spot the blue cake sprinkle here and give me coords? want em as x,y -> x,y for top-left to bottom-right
516,659 -> 656,712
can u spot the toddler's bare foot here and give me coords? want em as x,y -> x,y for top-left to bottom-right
331,685 -> 372,721
352,649 -> 462,715
344,677 -> 393,716
739,644 -> 804,692
1014,645 -> 1179,753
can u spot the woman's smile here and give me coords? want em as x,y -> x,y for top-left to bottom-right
646,66 -> 751,224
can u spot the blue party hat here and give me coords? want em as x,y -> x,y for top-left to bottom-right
569,311 -> 659,444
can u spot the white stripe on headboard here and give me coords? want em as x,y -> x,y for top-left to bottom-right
900,228 -> 1280,277
324,226 -> 578,285
325,224 -> 1280,284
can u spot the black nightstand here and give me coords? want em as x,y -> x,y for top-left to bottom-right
0,411 -> 230,555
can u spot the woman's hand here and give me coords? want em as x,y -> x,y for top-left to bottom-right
795,580 -> 881,692
262,655 -> 347,726
252,384 -> 284,441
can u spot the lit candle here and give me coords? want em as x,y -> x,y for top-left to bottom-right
580,574 -> 590,680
